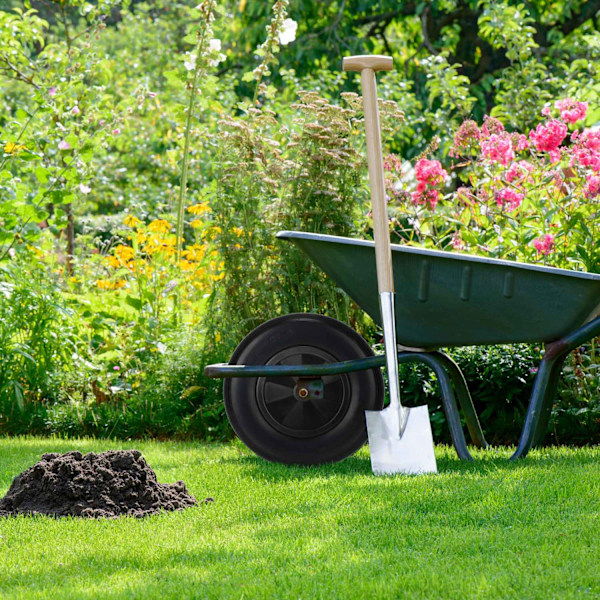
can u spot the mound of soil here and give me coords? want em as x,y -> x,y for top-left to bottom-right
0,450 -> 198,518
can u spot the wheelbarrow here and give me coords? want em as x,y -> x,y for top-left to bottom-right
205,232 -> 600,464
205,55 -> 600,467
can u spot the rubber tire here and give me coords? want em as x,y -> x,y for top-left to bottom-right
224,313 -> 384,465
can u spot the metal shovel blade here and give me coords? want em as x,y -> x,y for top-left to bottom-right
366,404 -> 437,475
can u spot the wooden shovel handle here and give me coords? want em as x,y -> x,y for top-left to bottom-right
343,55 -> 394,293
342,55 -> 393,73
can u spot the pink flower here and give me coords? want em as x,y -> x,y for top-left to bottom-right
585,175 -> 600,199
451,233 -> 465,251
533,234 -> 555,255
58,140 -> 70,150
481,133 -> 514,165
113,366 -> 120,371
506,160 -> 535,183
514,134 -> 529,152
529,119 -> 567,158
570,130 -> 600,172
481,115 -> 504,137
411,188 -> 441,210
79,183 -> 91,194
571,148 -> 600,172
579,128 -> 600,152
48,86 -> 57,98
555,98 -> 588,124
112,128 -> 121,135
415,158 -> 447,185
71,106 -> 80,115
411,158 -> 447,210
450,120 -> 480,156
384,154 -> 402,172
496,188 -> 524,211
148,91 -> 157,98
541,105 -> 552,117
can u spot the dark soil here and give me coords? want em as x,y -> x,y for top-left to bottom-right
0,450 -> 198,518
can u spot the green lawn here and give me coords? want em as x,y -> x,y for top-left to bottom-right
1,437 -> 599,599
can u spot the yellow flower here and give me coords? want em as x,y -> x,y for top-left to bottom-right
182,246 -> 205,261
232,226 -> 244,236
96,278 -> 125,290
105,255 -> 121,268
190,219 -> 203,229
148,219 -> 171,234
209,259 -> 225,281
124,215 -> 142,227
114,244 -> 135,262
187,202 -> 211,215
4,142 -> 27,155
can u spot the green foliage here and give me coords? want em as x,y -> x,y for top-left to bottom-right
1,0 -> 600,445
399,344 -> 541,444
0,260 -> 87,413
400,343 -> 600,447
200,92 -> 361,355
554,342 -> 600,444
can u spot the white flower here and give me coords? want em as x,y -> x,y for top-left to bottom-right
207,38 -> 226,66
208,38 -> 221,52
279,18 -> 297,46
79,184 -> 91,194
184,53 -> 197,71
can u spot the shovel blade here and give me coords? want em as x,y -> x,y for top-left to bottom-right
366,404 -> 437,475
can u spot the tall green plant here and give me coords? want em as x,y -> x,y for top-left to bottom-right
0,261 -> 86,410
173,0 -> 219,265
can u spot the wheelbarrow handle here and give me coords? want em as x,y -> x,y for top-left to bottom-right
343,55 -> 394,294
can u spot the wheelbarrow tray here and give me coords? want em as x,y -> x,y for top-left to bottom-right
277,231 -> 600,348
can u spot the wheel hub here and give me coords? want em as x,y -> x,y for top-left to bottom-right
256,345 -> 350,439
294,378 -> 324,402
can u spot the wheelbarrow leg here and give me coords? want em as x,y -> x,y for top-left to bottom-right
430,352 -> 489,449
398,352 -> 475,461
511,354 -> 566,460
510,315 -> 600,459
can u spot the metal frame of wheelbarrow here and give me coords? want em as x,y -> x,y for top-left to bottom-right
206,313 -> 600,461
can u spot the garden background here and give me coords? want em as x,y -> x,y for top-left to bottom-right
2,0 -> 600,447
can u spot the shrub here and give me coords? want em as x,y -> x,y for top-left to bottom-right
0,258 -> 87,415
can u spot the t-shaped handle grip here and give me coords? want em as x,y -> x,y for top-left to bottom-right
342,55 -> 393,73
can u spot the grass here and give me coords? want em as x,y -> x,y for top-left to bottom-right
1,438 -> 599,599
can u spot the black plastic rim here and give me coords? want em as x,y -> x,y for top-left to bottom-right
256,345 -> 350,438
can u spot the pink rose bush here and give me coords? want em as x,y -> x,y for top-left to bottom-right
385,97 -> 600,271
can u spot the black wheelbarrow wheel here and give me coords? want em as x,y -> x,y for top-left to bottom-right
224,313 -> 384,465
